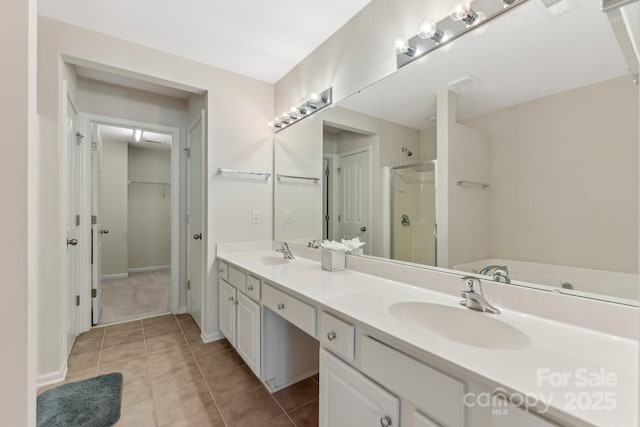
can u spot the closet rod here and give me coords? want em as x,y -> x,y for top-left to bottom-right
128,180 -> 171,185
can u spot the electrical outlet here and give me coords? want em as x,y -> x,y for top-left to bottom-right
284,209 -> 293,224
252,209 -> 261,224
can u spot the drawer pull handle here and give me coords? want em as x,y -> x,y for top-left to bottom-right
228,296 -> 234,302
327,331 -> 337,341
248,285 -> 253,291
277,303 -> 285,310
219,268 -> 224,273
234,300 -> 238,306
380,415 -> 392,427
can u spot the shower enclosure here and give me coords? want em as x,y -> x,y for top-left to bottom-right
390,161 -> 437,266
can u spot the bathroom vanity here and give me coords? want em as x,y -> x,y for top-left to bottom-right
216,242 -> 637,427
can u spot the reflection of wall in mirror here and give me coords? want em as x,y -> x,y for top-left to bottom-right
461,76 -> 638,275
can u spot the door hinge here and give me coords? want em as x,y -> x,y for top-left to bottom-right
325,168 -> 329,177
187,214 -> 192,225
337,167 -> 341,175
76,215 -> 80,226
184,148 -> 191,158
338,214 -> 341,222
91,289 -> 97,298
76,295 -> 80,306
91,215 -> 97,225
324,214 -> 329,221
187,280 -> 191,290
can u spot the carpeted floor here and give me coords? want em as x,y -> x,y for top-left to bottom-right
98,269 -> 171,325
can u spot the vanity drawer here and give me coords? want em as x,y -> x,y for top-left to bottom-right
218,261 -> 228,281
262,283 -> 316,336
245,275 -> 261,301
228,265 -> 247,289
320,311 -> 355,361
361,336 -> 465,427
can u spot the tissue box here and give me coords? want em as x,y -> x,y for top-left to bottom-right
321,249 -> 345,272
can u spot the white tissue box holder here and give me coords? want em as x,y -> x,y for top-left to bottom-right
321,249 -> 345,272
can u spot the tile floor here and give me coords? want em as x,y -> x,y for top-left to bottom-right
39,314 -> 319,427
99,270 -> 171,325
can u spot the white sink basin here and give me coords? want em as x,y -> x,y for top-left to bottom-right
256,256 -> 290,266
389,302 -> 532,351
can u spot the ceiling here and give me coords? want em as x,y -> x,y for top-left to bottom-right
38,0 -> 372,84
99,125 -> 172,151
339,0 -> 633,130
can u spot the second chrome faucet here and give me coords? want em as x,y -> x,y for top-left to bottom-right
459,276 -> 500,314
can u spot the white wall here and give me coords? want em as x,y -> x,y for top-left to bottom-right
128,146 -> 171,270
462,76 -> 639,273
99,139 -> 128,275
37,16 -> 273,379
2,0 -> 37,424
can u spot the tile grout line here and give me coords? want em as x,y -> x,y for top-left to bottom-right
270,392 -> 299,427
183,321 -> 231,427
94,327 -> 107,376
141,317 -> 161,427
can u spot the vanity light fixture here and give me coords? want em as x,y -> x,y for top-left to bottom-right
270,88 -> 332,132
417,18 -> 445,43
393,38 -> 417,56
394,0 -> 530,69
450,0 -> 479,26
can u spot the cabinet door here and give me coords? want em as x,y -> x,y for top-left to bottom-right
236,292 -> 261,377
320,349 -> 399,427
218,279 -> 236,347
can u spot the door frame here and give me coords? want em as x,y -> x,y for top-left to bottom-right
337,146 -> 372,249
80,113 -> 181,328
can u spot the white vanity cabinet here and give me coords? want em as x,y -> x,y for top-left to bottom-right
218,264 -> 261,377
320,348 -> 400,427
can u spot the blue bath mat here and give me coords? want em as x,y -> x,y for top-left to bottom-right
37,372 -> 123,427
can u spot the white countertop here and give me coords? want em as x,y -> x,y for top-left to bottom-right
218,250 -> 638,427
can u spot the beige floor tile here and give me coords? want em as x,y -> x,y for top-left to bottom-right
197,349 -> 245,380
159,406 -> 224,427
175,313 -> 193,321
189,339 -> 232,359
76,327 -> 105,342
99,355 -> 148,379
144,320 -> 181,339
65,368 -> 100,383
149,361 -> 204,395
122,375 -> 153,406
67,350 -> 100,374
181,325 -> 202,343
106,320 -> 143,336
154,381 -> 214,425
219,387 -> 284,427
311,374 -> 319,384
70,335 -> 104,355
178,316 -> 199,330
207,365 -> 262,404
103,329 -> 144,349
262,415 -> 295,427
147,345 -> 194,371
143,314 -> 178,329
287,399 -> 318,427
100,340 -> 147,365
115,399 -> 156,427
273,378 -> 318,412
146,331 -> 187,353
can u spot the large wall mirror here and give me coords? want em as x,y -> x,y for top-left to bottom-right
274,0 -> 639,305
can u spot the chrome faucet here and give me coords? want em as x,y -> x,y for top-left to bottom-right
276,241 -> 295,260
479,264 -> 511,284
459,276 -> 500,314
308,239 -> 321,249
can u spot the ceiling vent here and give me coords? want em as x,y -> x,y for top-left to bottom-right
447,75 -> 481,92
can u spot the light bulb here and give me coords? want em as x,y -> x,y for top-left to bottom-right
267,121 -> 275,128
393,38 -> 416,56
309,92 -> 320,101
450,0 -> 478,26
418,18 -> 444,43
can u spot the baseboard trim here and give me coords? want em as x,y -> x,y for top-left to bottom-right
37,361 -> 67,387
102,273 -> 128,280
264,369 -> 319,393
202,331 -> 224,343
176,306 -> 187,314
128,265 -> 171,273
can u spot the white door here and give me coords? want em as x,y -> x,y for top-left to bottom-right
319,348 -> 399,427
218,280 -> 236,347
65,93 -> 81,353
91,125 -> 103,325
236,292 -> 261,377
338,150 -> 370,250
187,110 -> 205,327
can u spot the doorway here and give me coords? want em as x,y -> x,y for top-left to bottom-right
89,121 -> 179,325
